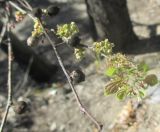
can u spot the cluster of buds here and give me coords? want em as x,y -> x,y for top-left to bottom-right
106,53 -> 134,69
93,39 -> 114,57
56,22 -> 85,60
32,19 -> 43,37
56,22 -> 79,40
74,48 -> 85,60
27,19 -> 43,46
27,5 -> 60,46
15,11 -> 26,22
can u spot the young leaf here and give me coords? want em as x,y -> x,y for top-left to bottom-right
137,62 -> 149,72
116,86 -> 128,100
138,90 -> 145,98
116,90 -> 126,100
104,81 -> 119,95
105,67 -> 117,77
104,78 -> 124,96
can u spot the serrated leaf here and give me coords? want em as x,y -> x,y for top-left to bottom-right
104,83 -> 118,95
116,90 -> 126,100
104,79 -> 122,95
144,74 -> 158,86
105,67 -> 117,77
116,86 -> 128,100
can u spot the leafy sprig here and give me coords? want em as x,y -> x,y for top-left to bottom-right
104,53 -> 158,100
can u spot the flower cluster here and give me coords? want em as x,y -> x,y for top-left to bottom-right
93,39 -> 114,57
106,53 -> 134,68
32,19 -> 44,37
15,11 -> 26,22
56,22 -> 79,40
74,48 -> 85,60
56,22 -> 86,60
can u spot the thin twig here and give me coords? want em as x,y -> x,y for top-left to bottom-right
9,1 -> 35,20
43,29 -> 102,130
17,0 -> 32,11
22,0 -> 33,11
0,6 -> 12,131
9,1 -> 103,131
0,23 -> 7,45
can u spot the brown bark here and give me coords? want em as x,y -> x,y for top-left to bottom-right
85,0 -> 138,51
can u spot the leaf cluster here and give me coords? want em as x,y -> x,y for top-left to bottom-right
104,53 -> 158,100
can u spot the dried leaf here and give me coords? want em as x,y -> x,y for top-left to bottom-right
144,74 -> 158,86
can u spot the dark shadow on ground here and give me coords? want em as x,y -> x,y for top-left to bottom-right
124,22 -> 160,54
124,35 -> 160,54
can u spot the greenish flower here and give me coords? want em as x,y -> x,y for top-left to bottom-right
32,19 -> 44,37
93,39 -> 114,56
74,48 -> 85,60
56,22 -> 79,39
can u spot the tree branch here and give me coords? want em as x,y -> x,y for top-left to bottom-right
8,1 -> 103,131
0,5 -> 13,131
0,22 -> 7,45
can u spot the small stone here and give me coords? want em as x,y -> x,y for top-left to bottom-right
50,122 -> 57,132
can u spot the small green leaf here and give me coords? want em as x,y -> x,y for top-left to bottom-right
116,90 -> 126,100
137,62 -> 149,72
104,82 -> 118,95
139,90 -> 145,98
127,68 -> 136,74
105,67 -> 117,77
104,79 -> 123,95
116,86 -> 128,100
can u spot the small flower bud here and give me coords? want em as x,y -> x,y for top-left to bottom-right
70,69 -> 85,84
74,48 -> 85,60
32,8 -> 42,18
47,6 -> 60,16
15,11 -> 25,22
68,35 -> 81,48
13,101 -> 28,114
